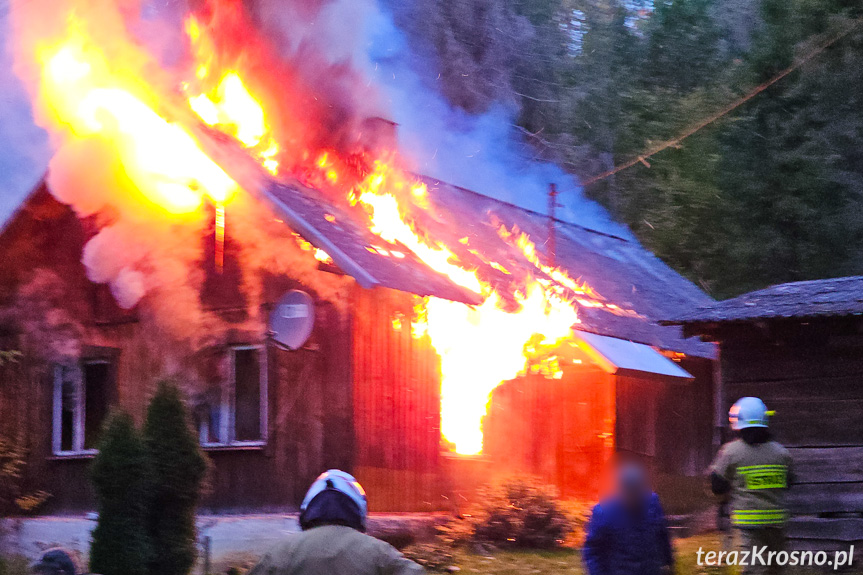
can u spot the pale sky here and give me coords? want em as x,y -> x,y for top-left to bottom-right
0,1 -> 49,226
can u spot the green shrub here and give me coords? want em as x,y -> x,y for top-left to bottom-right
143,381 -> 208,575
0,350 -> 48,516
466,475 -> 573,550
90,410 -> 151,575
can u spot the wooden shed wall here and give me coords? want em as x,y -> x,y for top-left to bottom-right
350,286 -> 444,511
616,358 -> 715,477
485,353 -> 715,510
719,325 -> 863,546
484,363 -> 616,499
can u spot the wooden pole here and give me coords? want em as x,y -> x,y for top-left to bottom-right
215,203 -> 225,274
548,184 -> 558,267
203,535 -> 211,575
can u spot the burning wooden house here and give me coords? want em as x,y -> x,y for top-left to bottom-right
0,0 -> 717,516
0,172 -> 716,513
666,277 -> 863,550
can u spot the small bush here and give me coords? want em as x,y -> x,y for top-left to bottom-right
0,350 -> 48,515
90,411 -> 151,575
143,381 -> 208,575
211,552 -> 259,575
455,476 -> 574,550
402,542 -> 456,572
557,499 -> 594,547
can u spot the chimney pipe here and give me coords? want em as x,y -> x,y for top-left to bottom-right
359,117 -> 398,155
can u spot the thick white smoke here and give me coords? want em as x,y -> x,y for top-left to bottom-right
7,0 -> 350,349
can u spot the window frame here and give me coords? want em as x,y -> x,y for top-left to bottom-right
52,358 -> 113,457
200,345 -> 268,449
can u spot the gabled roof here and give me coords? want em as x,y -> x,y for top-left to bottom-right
664,276 -> 863,325
4,136 -> 717,358
231,163 -> 715,357
260,178 -> 482,305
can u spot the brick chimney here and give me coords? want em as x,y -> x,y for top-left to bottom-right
359,117 -> 398,155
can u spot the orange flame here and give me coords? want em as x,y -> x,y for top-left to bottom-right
184,16 -> 280,175
37,21 -> 238,214
350,163 -> 588,454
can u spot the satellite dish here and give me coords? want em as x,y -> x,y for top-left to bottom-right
269,290 -> 315,350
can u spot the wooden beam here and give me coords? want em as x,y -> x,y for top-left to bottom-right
787,483 -> 863,514
787,517 -> 863,542
789,447 -> 863,484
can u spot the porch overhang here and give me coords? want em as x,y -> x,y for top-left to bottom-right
572,330 -> 694,380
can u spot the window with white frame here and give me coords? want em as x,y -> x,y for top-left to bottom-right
53,359 -> 114,455
200,346 -> 267,447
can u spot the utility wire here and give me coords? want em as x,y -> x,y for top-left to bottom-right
581,18 -> 863,187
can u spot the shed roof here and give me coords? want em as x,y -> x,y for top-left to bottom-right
664,276 -> 863,326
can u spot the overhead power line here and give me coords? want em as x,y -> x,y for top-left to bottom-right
581,18 -> 863,187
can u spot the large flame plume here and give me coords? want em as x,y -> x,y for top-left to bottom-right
11,0 -> 627,454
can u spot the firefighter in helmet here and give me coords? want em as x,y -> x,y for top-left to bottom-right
248,470 -> 424,575
710,397 -> 793,575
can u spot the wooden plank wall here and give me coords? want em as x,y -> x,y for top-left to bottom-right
617,359 -> 716,478
203,300 -> 353,511
350,286 -> 444,512
720,331 -> 863,546
3,301 -> 353,514
484,364 -> 616,500
616,361 -> 717,514
0,187 -> 359,513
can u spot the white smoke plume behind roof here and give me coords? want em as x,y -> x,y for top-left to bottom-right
249,0 -> 628,236
362,15 -> 626,235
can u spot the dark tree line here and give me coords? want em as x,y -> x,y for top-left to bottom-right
398,0 -> 863,298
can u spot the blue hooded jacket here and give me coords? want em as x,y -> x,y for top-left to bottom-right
582,492 -> 673,575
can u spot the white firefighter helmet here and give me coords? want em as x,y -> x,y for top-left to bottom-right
300,469 -> 368,529
729,396 -> 773,430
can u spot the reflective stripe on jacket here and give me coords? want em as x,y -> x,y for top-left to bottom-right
710,439 -> 793,528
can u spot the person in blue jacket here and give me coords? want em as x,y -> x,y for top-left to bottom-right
583,463 -> 674,575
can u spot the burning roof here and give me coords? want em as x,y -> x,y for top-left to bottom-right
204,138 -> 717,359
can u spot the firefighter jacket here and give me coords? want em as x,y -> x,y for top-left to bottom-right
248,524 -> 424,575
710,438 -> 793,528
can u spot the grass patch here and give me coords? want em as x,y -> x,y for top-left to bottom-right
450,534 -> 863,574
0,555 -> 30,575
